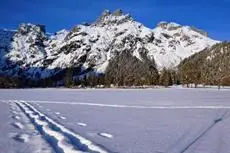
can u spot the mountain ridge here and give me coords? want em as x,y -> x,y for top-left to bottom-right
0,9 -> 219,82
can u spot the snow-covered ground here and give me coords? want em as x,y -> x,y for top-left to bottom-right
0,98 -> 53,153
1,88 -> 230,153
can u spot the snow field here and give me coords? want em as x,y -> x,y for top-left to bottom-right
15,100 -> 108,153
3,100 -> 53,153
2,88 -> 230,153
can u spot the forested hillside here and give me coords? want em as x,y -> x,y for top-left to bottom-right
178,42 -> 230,88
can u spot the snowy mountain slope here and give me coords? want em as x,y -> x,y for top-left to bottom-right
150,22 -> 218,68
0,9 -> 219,79
7,23 -> 47,65
0,24 -> 49,77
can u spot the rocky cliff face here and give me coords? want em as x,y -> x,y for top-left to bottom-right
0,9 -> 218,79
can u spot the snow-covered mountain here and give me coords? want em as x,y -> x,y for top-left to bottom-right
151,21 -> 218,68
0,9 -> 218,79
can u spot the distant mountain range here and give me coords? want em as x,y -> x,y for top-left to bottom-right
0,9 -> 225,88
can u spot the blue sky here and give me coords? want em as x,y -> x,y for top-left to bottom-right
0,0 -> 229,40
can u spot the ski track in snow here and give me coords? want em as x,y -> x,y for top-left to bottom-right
19,100 -> 230,109
98,133 -> 113,139
14,100 -> 108,153
12,115 -> 21,120
12,122 -> 24,129
77,123 -> 87,127
59,116 -> 67,120
13,133 -> 30,143
8,101 -> 54,153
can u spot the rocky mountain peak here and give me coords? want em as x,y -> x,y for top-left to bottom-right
112,9 -> 124,16
157,21 -> 182,30
157,21 -> 209,37
14,23 -> 48,46
94,9 -> 132,26
99,9 -> 125,19
101,9 -> 111,18
18,23 -> 46,35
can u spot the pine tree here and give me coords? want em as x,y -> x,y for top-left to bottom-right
159,67 -> 173,87
64,68 -> 74,87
